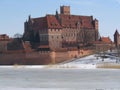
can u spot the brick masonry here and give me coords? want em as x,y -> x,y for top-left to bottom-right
0,49 -> 92,65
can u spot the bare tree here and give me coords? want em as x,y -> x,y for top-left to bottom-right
13,33 -> 23,39
116,46 -> 120,63
95,43 -> 108,61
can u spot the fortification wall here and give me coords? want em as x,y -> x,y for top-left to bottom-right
0,53 -> 26,65
50,49 -> 93,64
25,51 -> 51,65
0,49 -> 93,65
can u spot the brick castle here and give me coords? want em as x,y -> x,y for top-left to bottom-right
0,6 -> 114,65
23,6 -> 99,51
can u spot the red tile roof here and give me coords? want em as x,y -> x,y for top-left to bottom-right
0,34 -> 10,41
46,15 -> 62,29
100,37 -> 112,44
32,15 -> 62,30
31,14 -> 95,30
59,14 -> 94,29
32,17 -> 48,30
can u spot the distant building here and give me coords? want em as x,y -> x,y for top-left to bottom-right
23,6 -> 99,51
114,30 -> 120,47
94,36 -> 113,52
99,37 -> 112,44
0,34 -> 10,41
0,34 -> 10,52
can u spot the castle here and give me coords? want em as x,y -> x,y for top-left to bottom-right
23,6 -> 99,51
0,6 -> 114,65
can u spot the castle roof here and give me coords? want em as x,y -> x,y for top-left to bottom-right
32,17 -> 48,30
30,14 -> 95,30
26,6 -> 98,31
100,37 -> 112,44
31,15 -> 62,30
0,34 -> 10,41
46,15 -> 62,29
59,14 -> 94,29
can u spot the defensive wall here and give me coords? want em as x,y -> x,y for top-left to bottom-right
0,49 -> 93,65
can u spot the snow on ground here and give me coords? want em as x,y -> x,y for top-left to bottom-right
57,52 -> 119,69
0,65 -> 46,69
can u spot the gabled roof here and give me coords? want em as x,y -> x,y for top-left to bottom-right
46,15 -> 62,29
31,15 -> 62,30
100,37 -> 112,44
32,17 -> 48,30
0,34 -> 10,41
59,14 -> 94,29
29,14 -> 96,30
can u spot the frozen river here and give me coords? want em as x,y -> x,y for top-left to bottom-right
0,67 -> 120,90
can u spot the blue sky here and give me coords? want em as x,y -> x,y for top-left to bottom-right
0,0 -> 120,41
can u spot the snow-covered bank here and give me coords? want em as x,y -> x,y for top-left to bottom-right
45,64 -> 96,69
0,65 -> 45,69
0,64 -> 96,69
61,54 -> 120,69
0,88 -> 66,90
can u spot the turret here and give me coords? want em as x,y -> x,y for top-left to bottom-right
55,10 -> 59,19
114,29 -> 120,47
24,20 -> 28,33
94,18 -> 98,30
93,18 -> 99,41
28,15 -> 31,21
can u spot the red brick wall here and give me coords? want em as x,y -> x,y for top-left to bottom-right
0,49 -> 93,65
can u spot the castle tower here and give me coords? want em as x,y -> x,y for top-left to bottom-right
114,29 -> 120,47
93,18 -> 99,41
60,6 -> 70,15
